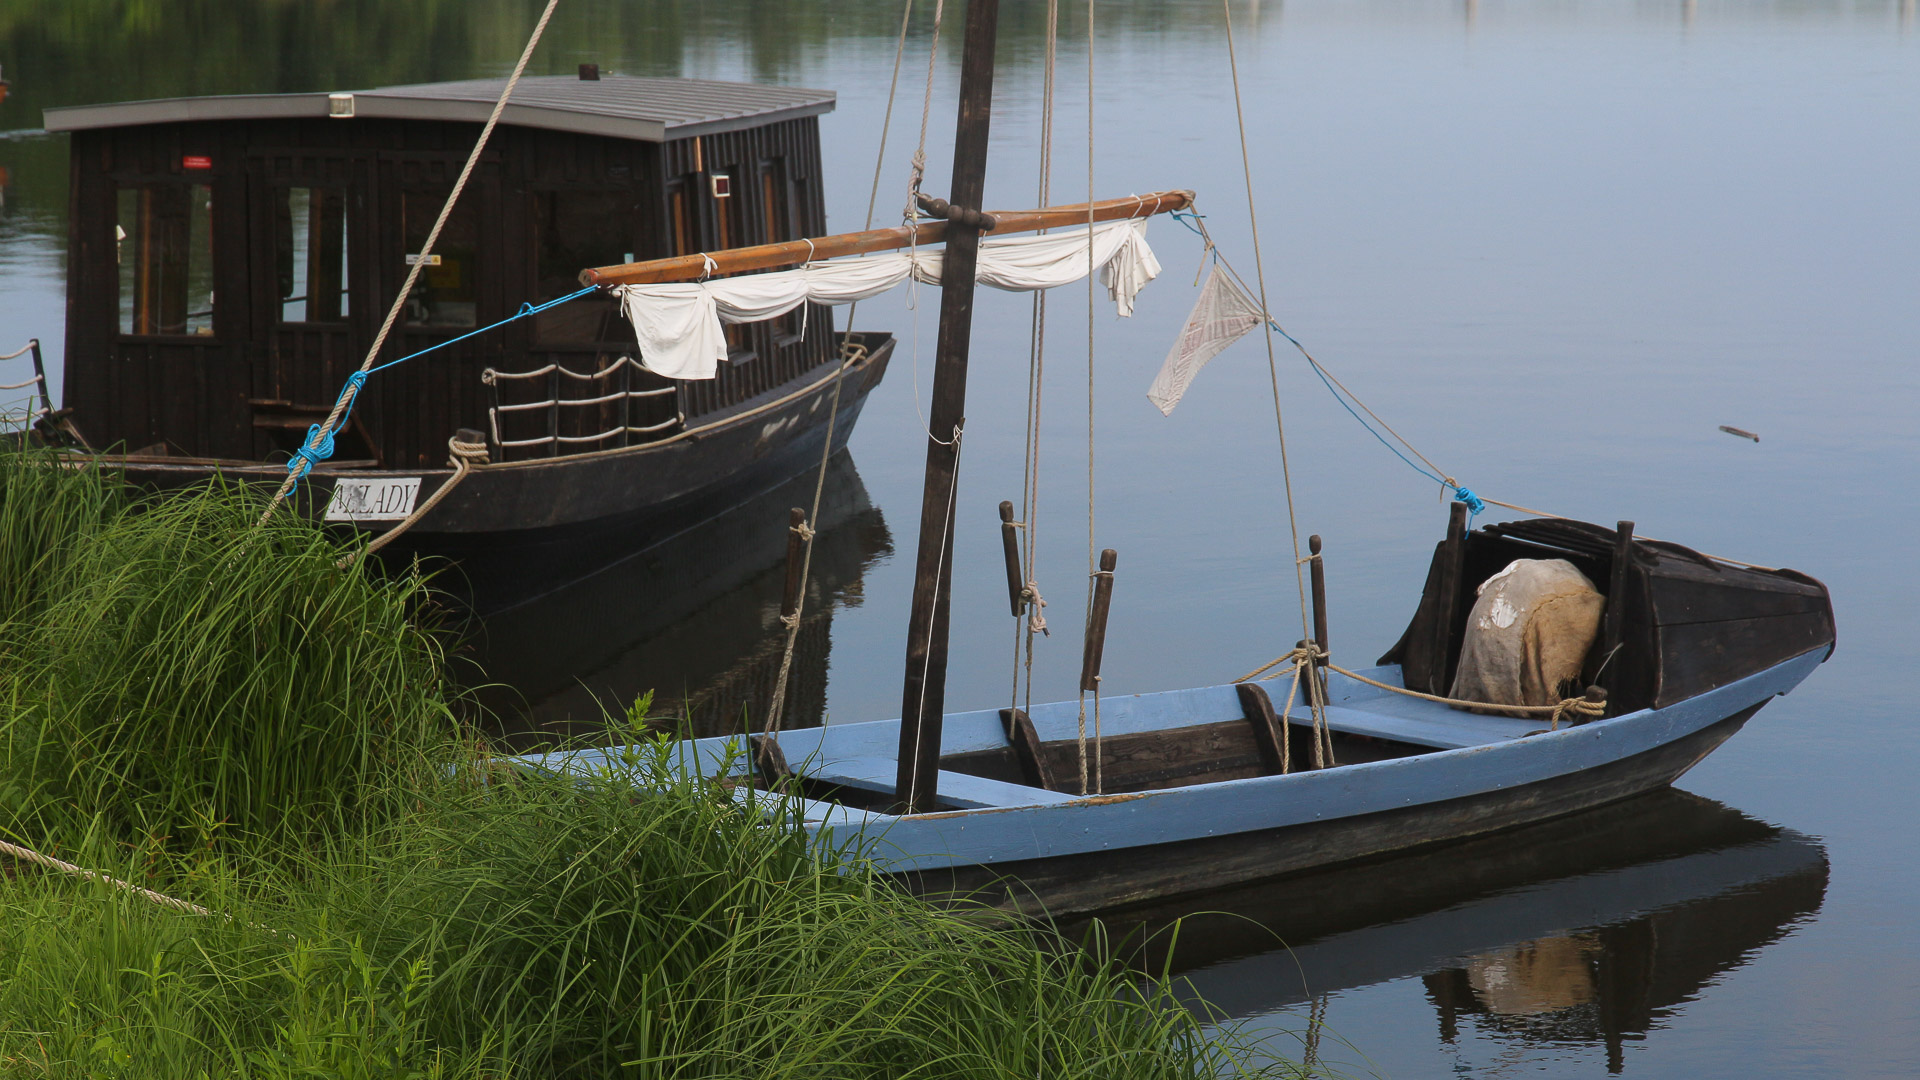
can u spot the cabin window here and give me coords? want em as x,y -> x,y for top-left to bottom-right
275,187 -> 351,323
116,183 -> 216,336
531,190 -> 633,342
400,187 -> 478,329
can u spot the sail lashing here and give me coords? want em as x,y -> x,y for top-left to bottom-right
612,218 -> 1162,380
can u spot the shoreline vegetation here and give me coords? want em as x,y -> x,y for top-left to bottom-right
0,447 -> 1312,1079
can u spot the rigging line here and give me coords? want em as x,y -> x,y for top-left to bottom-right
1014,0 -> 1060,716
905,423 -> 965,811
1221,0 -> 1324,736
263,0 -> 560,520
766,0 -> 919,737
1077,0 -> 1102,794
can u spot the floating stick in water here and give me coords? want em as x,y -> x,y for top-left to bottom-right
1719,425 -> 1760,442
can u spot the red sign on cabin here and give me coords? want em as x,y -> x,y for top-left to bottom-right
182,155 -> 213,170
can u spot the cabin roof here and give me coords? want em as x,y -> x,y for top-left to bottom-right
42,75 -> 835,141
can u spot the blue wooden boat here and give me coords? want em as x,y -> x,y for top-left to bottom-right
513,0 -> 1834,917
523,514 -> 1834,918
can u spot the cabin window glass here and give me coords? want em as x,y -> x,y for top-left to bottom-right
276,187 -> 351,323
531,190 -> 632,343
116,183 -> 216,336
401,187 -> 478,329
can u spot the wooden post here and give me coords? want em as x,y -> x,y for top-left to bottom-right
1429,501 -> 1470,694
1308,533 -> 1330,700
779,508 -> 807,623
1603,520 -> 1634,672
894,0 -> 1003,815
998,500 -> 1024,616
1080,549 -> 1119,693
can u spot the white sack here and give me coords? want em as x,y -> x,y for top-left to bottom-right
614,219 -> 1160,380
1449,558 -> 1606,713
1146,266 -> 1265,415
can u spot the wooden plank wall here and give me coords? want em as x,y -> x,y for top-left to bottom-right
62,113 -> 839,468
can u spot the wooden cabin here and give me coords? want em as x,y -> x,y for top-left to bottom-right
45,72 -> 845,467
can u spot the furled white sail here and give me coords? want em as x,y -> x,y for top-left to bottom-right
616,219 -> 1161,380
1145,265 -> 1264,416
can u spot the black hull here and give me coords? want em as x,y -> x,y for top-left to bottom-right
100,336 -> 893,610
902,701 -> 1763,917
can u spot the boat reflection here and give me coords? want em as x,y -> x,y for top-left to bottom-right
456,451 -> 889,747
1099,790 -> 1826,1073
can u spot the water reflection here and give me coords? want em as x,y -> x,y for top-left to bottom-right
1101,790 -> 1826,1073
458,452 -> 890,747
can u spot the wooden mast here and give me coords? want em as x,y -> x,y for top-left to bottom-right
892,0 -> 1002,815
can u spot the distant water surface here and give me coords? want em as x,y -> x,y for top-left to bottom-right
1,3 -> 1915,1076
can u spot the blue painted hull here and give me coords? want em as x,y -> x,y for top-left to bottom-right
537,646 -> 1827,916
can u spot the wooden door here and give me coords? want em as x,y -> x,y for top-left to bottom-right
370,153 -> 505,468
246,150 -> 379,463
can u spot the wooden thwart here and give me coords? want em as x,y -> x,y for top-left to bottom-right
579,190 -> 1196,287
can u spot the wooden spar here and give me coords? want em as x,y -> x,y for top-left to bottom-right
893,0 -> 1003,816
577,190 -> 1195,287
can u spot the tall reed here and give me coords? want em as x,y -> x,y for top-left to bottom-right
0,465 -> 456,854
0,728 -> 1303,1079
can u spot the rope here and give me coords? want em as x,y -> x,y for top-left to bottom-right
764,0 -> 921,737
0,838 -> 213,918
1221,1 -> 1330,753
1010,0 -> 1060,722
337,435 -> 490,569
1075,0 -> 1103,796
0,374 -> 43,392
1237,651 -> 1606,729
0,341 -> 34,362
262,0 -> 561,520
903,424 -> 965,811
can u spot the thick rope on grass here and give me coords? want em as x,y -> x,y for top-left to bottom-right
0,838 -> 214,918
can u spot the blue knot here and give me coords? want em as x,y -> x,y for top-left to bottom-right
517,300 -> 536,318
1453,486 -> 1487,518
288,423 -> 336,476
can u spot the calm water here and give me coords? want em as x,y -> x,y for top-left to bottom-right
3,2 -> 1916,1075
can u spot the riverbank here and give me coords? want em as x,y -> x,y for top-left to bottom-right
0,448 -> 1301,1079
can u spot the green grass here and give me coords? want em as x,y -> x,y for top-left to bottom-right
0,450 -> 456,855
0,446 -> 1311,1079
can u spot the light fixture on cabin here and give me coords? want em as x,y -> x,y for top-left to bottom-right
710,172 -> 732,199
328,93 -> 355,118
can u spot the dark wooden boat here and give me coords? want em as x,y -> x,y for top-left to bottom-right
40,73 -> 893,605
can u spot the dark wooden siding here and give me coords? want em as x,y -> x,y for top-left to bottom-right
62,112 -> 838,468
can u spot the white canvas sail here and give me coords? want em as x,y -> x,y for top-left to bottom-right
616,219 -> 1161,380
1145,265 -> 1264,416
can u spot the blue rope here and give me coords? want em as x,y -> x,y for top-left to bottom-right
286,285 -> 601,482
1278,318 -> 1486,519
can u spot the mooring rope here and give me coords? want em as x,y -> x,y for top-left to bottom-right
0,838 -> 213,918
262,0 -> 561,521
336,434 -> 491,569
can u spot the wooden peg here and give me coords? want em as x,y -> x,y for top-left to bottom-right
1080,549 -> 1118,693
998,500 -> 1024,617
1308,534 -> 1329,665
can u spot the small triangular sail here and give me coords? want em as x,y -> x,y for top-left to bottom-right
617,219 -> 1161,380
1146,266 -> 1264,416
